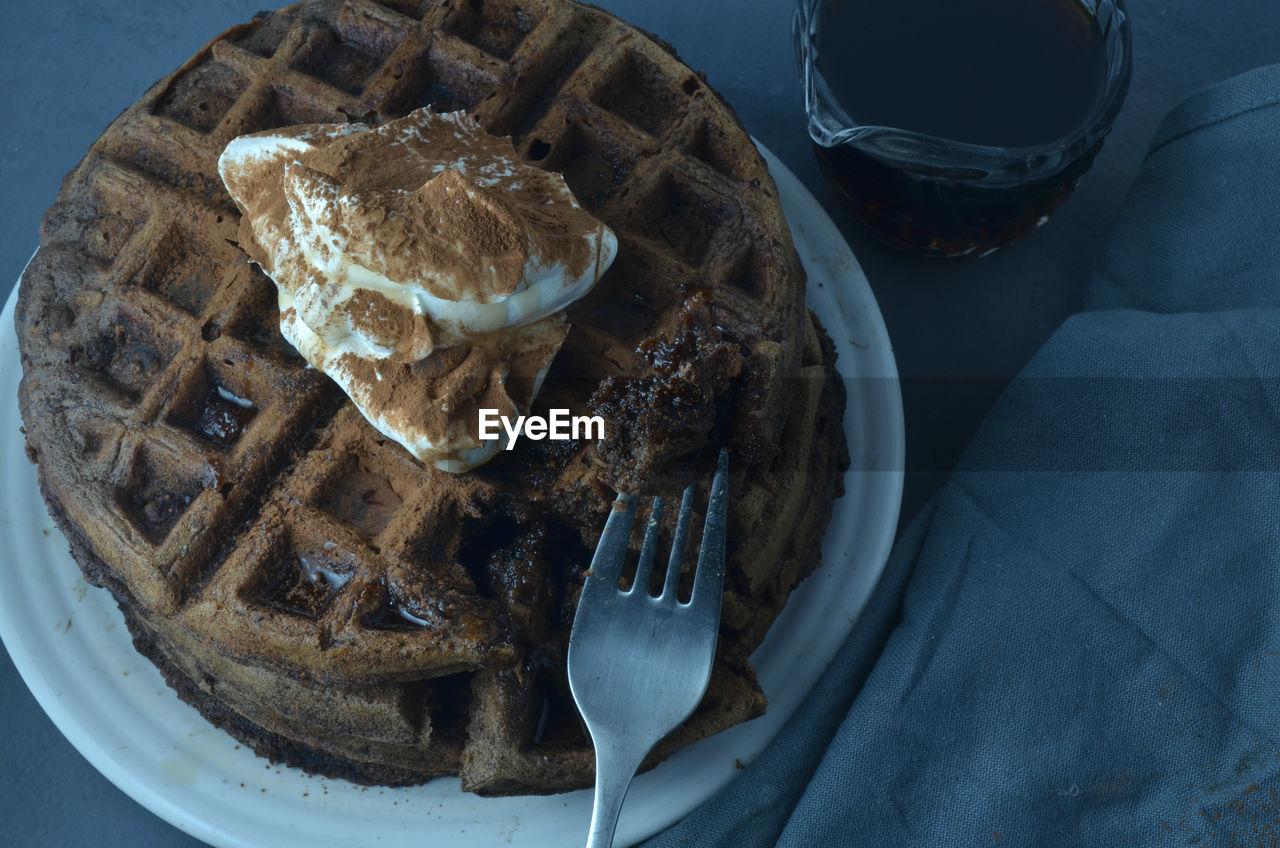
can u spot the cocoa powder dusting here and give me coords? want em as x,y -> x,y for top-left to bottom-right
335,317 -> 569,447
411,169 -> 528,296
345,289 -> 427,356
218,109 -> 615,468
228,110 -> 610,302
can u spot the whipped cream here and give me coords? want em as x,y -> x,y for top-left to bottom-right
218,109 -> 617,471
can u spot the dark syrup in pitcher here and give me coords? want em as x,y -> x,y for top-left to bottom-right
811,0 -> 1113,256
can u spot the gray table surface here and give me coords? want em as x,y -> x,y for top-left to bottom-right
4,0 -> 1280,845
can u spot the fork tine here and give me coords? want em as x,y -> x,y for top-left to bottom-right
629,497 -> 666,594
660,483 -> 696,599
589,494 -> 638,587
690,450 -> 729,610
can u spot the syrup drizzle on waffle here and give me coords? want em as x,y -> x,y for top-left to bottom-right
17,0 -> 849,793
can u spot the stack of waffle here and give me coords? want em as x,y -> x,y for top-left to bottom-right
16,0 -> 849,794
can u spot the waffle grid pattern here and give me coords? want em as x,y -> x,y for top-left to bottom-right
17,0 -> 849,793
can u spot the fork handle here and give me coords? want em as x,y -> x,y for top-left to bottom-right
586,742 -> 649,848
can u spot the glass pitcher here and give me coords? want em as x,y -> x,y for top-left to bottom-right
794,0 -> 1132,257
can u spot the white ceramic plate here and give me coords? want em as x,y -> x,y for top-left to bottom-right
0,143 -> 903,848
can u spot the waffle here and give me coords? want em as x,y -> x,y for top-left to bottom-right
16,0 -> 850,794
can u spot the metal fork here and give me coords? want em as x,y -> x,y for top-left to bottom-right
567,450 -> 729,848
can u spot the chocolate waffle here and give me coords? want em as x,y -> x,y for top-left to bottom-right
16,0 -> 850,794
